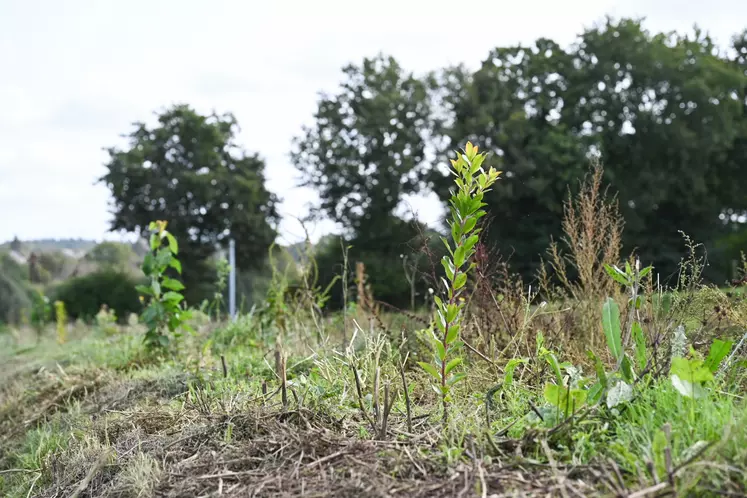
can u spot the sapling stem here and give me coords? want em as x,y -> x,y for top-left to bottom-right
417,142 -> 501,428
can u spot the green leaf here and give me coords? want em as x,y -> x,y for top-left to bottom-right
536,331 -> 545,352
504,358 -> 527,387
542,351 -> 564,386
587,350 -> 608,388
467,197 -> 482,215
440,236 -> 454,257
168,315 -> 182,331
151,280 -> 161,298
163,291 -> 184,304
621,355 -> 635,383
670,357 -> 714,384
639,265 -> 653,279
418,362 -> 441,381
149,233 -> 159,251
602,298 -> 623,361
543,383 -> 587,410
165,232 -> 178,254
136,285 -> 153,296
436,308 -> 447,332
445,324 -> 459,344
169,258 -> 182,274
155,249 -> 173,269
604,264 -> 630,286
435,341 -> 446,362
704,339 -> 732,372
652,429 -> 668,478
450,220 -> 461,243
454,245 -> 466,269
142,253 -> 155,275
440,277 -> 451,297
162,277 -> 185,291
454,272 -> 467,290
463,234 -> 479,253
441,256 -> 455,281
446,372 -> 466,386
587,382 -> 604,404
470,152 -> 485,172
445,357 -> 462,375
632,321 -> 647,371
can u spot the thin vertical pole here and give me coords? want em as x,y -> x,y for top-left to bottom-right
229,238 -> 236,321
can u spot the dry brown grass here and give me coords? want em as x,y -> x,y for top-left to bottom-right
355,261 -> 379,318
461,161 -> 627,364
537,161 -> 626,353
540,160 -> 623,303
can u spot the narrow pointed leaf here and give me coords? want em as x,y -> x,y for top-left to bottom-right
602,298 -> 623,361
604,264 -> 630,286
445,357 -> 462,375
632,321 -> 647,371
447,372 -> 466,386
704,339 -> 733,372
418,362 -> 441,381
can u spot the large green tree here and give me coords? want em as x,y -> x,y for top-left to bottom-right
564,20 -> 747,282
99,104 -> 279,303
435,19 -> 747,283
292,55 -> 437,307
432,40 -> 589,279
715,30 -> 747,276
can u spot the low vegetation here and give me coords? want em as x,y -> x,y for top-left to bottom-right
1,144 -> 746,497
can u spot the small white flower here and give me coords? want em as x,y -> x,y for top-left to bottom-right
428,288 -> 434,295
540,301 -> 547,308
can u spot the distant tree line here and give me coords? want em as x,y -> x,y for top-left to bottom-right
96,18 -> 747,310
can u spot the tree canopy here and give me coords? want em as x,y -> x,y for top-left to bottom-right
99,104 -> 279,303
85,242 -> 134,270
292,54 -> 433,237
292,55 -> 438,307
430,19 -> 747,283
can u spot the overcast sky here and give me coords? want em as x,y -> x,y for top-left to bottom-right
1,0 -> 745,246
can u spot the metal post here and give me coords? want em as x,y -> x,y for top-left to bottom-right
228,238 -> 236,321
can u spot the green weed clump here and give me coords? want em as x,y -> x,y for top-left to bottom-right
137,220 -> 193,351
51,269 -> 142,322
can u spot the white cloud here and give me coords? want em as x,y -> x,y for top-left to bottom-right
1,0 -> 744,244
